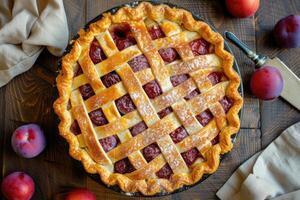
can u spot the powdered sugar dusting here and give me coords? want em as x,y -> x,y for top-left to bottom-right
130,92 -> 156,118
161,89 -> 177,103
140,103 -> 153,117
130,92 -> 139,100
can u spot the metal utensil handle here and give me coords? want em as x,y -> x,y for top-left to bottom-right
224,31 -> 268,68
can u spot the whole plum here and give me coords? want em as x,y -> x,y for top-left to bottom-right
1,172 -> 35,200
11,124 -> 46,158
226,0 -> 260,18
273,15 -> 300,48
250,66 -> 284,100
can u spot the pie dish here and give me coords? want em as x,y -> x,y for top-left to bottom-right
53,2 -> 243,196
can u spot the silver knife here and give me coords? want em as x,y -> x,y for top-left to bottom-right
225,31 -> 300,111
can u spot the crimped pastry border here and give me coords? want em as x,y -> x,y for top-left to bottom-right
53,2 -> 243,196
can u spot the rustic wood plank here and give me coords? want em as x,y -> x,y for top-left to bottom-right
86,0 -> 109,22
256,0 -> 300,148
1,67 -> 88,199
260,99 -> 300,148
64,0 -> 87,38
86,0 -> 133,21
36,49 -> 60,73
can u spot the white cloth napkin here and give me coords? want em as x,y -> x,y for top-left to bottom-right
0,0 -> 68,87
217,121 -> 300,200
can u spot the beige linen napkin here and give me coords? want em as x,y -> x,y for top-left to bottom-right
217,121 -> 300,200
0,0 -> 68,87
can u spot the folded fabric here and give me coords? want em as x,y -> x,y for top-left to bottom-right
0,0 -> 69,87
217,121 -> 300,200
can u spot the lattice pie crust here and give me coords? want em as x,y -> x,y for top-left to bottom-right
54,2 -> 243,195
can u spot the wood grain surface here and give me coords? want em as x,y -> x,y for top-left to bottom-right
1,0 -> 300,200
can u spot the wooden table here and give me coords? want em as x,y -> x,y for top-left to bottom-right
1,0 -> 300,199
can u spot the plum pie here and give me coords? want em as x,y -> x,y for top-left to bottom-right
54,2 -> 243,195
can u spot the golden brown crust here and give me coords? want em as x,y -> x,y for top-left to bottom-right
53,2 -> 243,195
